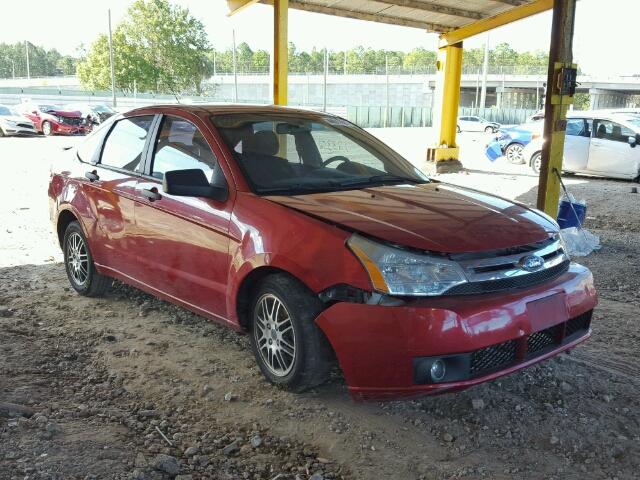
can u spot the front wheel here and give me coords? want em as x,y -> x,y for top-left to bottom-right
63,221 -> 111,296
249,273 -> 332,392
42,121 -> 52,136
530,152 -> 542,174
485,126 -> 495,133
505,142 -> 525,164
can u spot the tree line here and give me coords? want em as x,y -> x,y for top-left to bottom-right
0,0 -> 550,95
0,42 -> 77,78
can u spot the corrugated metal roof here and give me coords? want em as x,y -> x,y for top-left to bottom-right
266,0 -> 537,32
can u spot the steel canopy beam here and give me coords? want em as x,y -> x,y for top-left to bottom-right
375,1 -> 485,20
440,0 -> 553,45
227,0 -> 260,16
262,0 -> 453,31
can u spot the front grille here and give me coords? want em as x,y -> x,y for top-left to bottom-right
467,310 -> 592,379
566,310 -> 592,337
470,340 -> 517,377
527,325 -> 561,355
61,117 -> 83,126
446,260 -> 570,295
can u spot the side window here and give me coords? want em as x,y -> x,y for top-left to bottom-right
459,116 -> 468,121
566,118 -> 586,137
100,116 -> 154,172
594,120 -> 636,143
470,117 -> 479,122
151,116 -> 218,180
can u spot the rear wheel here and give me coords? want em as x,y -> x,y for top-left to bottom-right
63,221 -> 111,296
456,125 -> 461,133
484,126 -> 494,133
505,142 -> 525,164
530,152 -> 542,174
42,121 -> 52,136
249,273 -> 332,392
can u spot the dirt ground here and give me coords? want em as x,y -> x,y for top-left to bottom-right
1,134 -> 639,480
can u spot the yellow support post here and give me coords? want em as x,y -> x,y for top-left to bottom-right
537,0 -> 578,217
273,0 -> 288,106
426,42 -> 463,172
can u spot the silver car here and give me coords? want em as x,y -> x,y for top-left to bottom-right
0,105 -> 36,137
457,115 -> 499,133
524,111 -> 640,180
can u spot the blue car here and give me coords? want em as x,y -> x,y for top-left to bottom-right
485,122 -> 543,163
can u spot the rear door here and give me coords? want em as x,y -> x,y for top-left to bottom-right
133,114 -> 234,322
85,115 -> 156,275
562,117 -> 591,172
588,119 -> 640,178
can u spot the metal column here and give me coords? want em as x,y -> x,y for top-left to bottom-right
273,0 -> 288,105
426,42 -> 463,172
536,0 -> 578,216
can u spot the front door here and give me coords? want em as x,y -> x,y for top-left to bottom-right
588,119 -> 640,178
562,117 -> 591,172
133,114 -> 233,322
85,115 -> 155,276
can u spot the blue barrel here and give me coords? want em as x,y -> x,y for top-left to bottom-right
557,199 -> 586,229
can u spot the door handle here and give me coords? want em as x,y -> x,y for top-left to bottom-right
85,171 -> 99,182
141,188 -> 162,201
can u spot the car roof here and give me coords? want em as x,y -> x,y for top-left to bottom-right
124,103 -> 338,121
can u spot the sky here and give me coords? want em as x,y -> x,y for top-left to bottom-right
1,0 -> 639,76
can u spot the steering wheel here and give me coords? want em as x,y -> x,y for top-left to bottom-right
322,155 -> 351,168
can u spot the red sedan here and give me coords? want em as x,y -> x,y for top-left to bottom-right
17,102 -> 90,136
48,105 -> 597,400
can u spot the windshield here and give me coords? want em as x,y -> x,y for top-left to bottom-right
0,106 -> 17,116
39,104 -> 61,112
212,113 -> 429,195
623,116 -> 640,130
93,104 -> 115,113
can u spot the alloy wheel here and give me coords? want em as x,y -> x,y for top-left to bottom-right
66,232 -> 89,286
42,121 -> 52,136
253,293 -> 296,377
532,153 -> 542,173
506,143 -> 524,164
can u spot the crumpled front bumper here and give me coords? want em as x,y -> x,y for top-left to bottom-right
315,263 -> 597,401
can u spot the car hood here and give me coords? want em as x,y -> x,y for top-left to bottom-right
47,109 -> 82,118
0,115 -> 32,123
267,183 -> 557,253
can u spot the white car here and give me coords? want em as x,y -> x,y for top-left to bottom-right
523,111 -> 640,180
0,104 -> 36,137
457,116 -> 499,133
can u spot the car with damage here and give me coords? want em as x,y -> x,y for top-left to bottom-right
48,105 -> 597,400
524,111 -> 640,179
0,104 -> 37,136
16,102 -> 90,136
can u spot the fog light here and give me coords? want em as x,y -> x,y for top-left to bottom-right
430,359 -> 446,382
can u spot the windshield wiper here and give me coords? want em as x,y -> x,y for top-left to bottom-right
258,181 -> 342,194
338,174 -> 427,187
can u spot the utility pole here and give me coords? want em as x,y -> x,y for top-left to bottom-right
213,51 -> 217,76
479,32 -> 489,109
322,48 -> 328,112
385,54 -> 390,127
536,0 -> 578,216
232,30 -> 238,102
25,41 -> 30,79
343,51 -> 347,75
108,9 -> 117,107
475,67 -> 480,112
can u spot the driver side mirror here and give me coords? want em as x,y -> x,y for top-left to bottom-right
629,136 -> 637,148
163,169 -> 228,202
32,110 -> 39,116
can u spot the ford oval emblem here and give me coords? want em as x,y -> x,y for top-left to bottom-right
519,255 -> 544,272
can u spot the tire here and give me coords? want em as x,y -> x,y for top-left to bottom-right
0,126 -> 5,137
456,125 -> 461,133
530,152 -> 542,174
42,121 -> 52,136
485,126 -> 494,133
249,273 -> 332,392
505,142 -> 525,164
63,221 -> 111,296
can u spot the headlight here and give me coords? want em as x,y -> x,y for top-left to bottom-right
4,119 -> 17,125
347,234 -> 467,296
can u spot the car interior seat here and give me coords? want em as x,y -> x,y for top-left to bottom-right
241,130 -> 296,186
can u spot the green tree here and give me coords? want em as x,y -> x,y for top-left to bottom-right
77,0 -> 210,95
